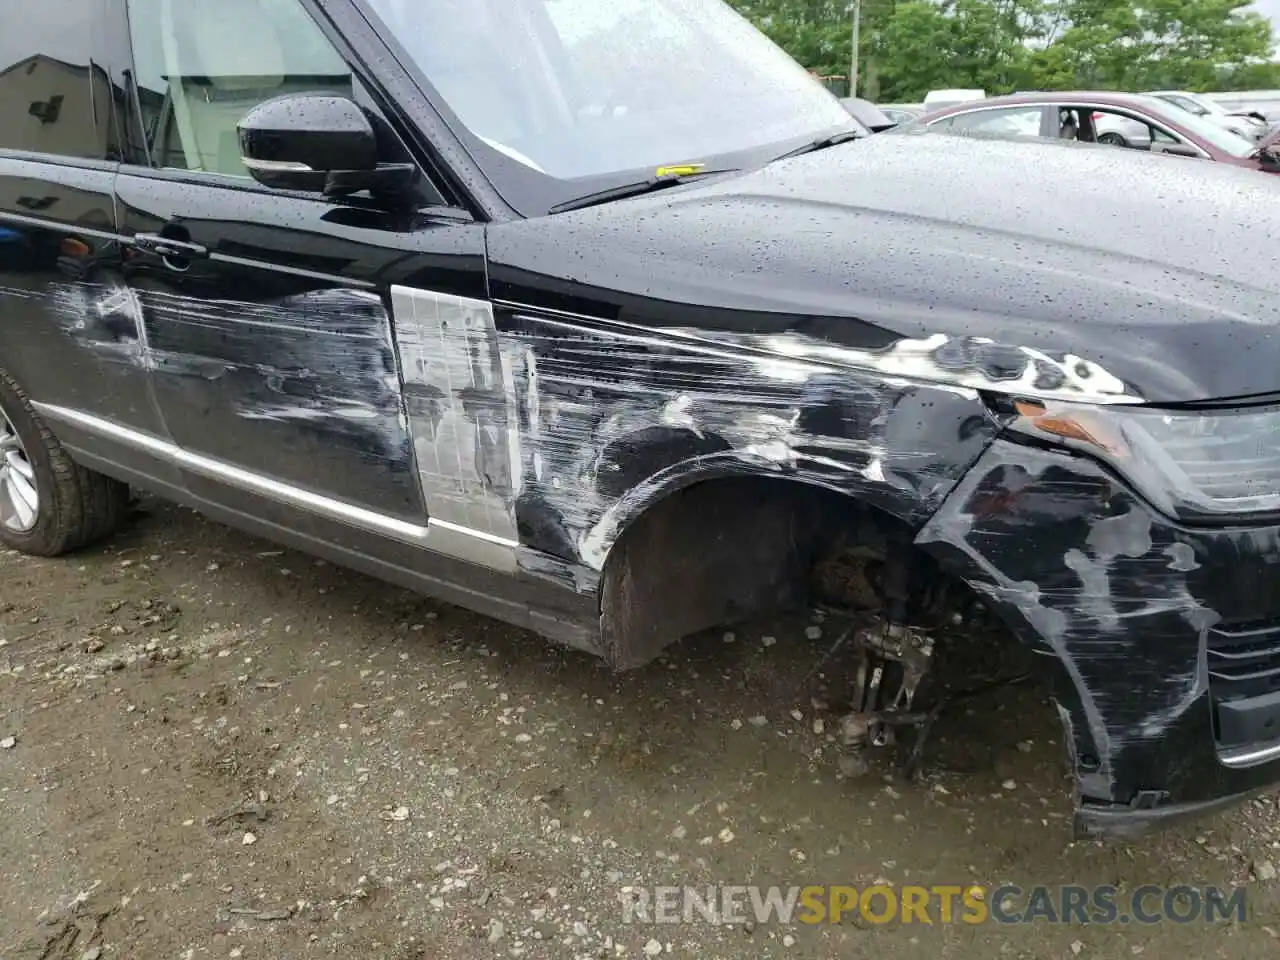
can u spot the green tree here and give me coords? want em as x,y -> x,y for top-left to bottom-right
1217,59 -> 1280,89
865,0 -> 1041,99
870,2 -> 956,99
727,0 -> 1279,100
1047,0 -> 1274,89
731,0 -> 859,79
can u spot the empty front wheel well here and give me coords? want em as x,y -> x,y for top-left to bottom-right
598,475 -> 975,670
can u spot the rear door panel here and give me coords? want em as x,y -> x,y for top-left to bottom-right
0,0 -> 166,450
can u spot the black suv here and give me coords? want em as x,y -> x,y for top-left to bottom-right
4,0 -> 1280,839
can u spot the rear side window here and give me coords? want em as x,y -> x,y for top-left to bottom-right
124,0 -> 355,177
0,0 -> 105,159
939,107 -> 1043,138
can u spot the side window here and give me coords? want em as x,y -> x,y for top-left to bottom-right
1089,109 -> 1179,152
0,0 -> 106,160
124,0 -> 354,177
941,107 -> 1043,138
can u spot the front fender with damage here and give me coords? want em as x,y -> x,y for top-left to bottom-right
497,307 -> 1151,583
916,438 -> 1280,837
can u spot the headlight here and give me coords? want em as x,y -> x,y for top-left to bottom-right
1010,399 -> 1280,521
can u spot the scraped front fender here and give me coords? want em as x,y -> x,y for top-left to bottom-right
916,438 -> 1280,838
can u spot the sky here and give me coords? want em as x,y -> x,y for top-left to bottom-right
1257,0 -> 1280,42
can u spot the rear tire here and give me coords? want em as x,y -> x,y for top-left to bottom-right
0,366 -> 129,556
1097,132 -> 1127,147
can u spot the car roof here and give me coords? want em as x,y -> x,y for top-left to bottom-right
919,91 -> 1178,120
958,91 -> 1163,107
914,90 -> 1252,162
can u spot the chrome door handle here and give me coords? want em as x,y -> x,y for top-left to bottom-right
132,232 -> 208,260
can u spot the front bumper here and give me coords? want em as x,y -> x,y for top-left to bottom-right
1074,786 -> 1266,840
916,439 -> 1280,839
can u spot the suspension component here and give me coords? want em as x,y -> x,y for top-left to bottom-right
838,620 -> 936,752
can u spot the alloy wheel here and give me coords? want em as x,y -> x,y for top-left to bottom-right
0,402 -> 38,533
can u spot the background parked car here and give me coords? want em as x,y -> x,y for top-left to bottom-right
1147,89 -> 1269,142
1205,90 -> 1280,124
911,91 -> 1280,175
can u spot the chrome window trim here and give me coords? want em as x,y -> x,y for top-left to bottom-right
241,157 -> 315,173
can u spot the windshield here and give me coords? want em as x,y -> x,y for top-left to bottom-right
360,0 -> 855,214
1140,96 -> 1256,157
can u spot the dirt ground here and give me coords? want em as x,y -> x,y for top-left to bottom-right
2,497 -> 1279,960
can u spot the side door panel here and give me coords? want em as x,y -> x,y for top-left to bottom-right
113,172 -> 486,523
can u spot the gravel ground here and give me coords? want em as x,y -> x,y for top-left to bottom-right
2,497 -> 1279,959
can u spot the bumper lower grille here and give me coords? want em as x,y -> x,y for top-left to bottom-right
1208,621 -> 1280,701
1208,620 -> 1280,747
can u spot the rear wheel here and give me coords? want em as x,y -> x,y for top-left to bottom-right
0,366 -> 129,556
1097,132 -> 1127,148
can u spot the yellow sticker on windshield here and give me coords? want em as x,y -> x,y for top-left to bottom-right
655,163 -> 705,177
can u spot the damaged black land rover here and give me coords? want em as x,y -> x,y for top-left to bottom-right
4,0 -> 1280,839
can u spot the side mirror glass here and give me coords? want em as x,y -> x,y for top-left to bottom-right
237,94 -> 417,199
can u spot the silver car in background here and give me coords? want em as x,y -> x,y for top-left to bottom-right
1147,90 -> 1269,142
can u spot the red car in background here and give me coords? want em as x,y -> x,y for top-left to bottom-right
907,91 -> 1280,175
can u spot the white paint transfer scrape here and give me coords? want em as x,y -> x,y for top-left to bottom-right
377,289 -> 1141,577
733,331 -> 1141,404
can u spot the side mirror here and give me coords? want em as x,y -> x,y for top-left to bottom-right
237,94 -> 417,199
